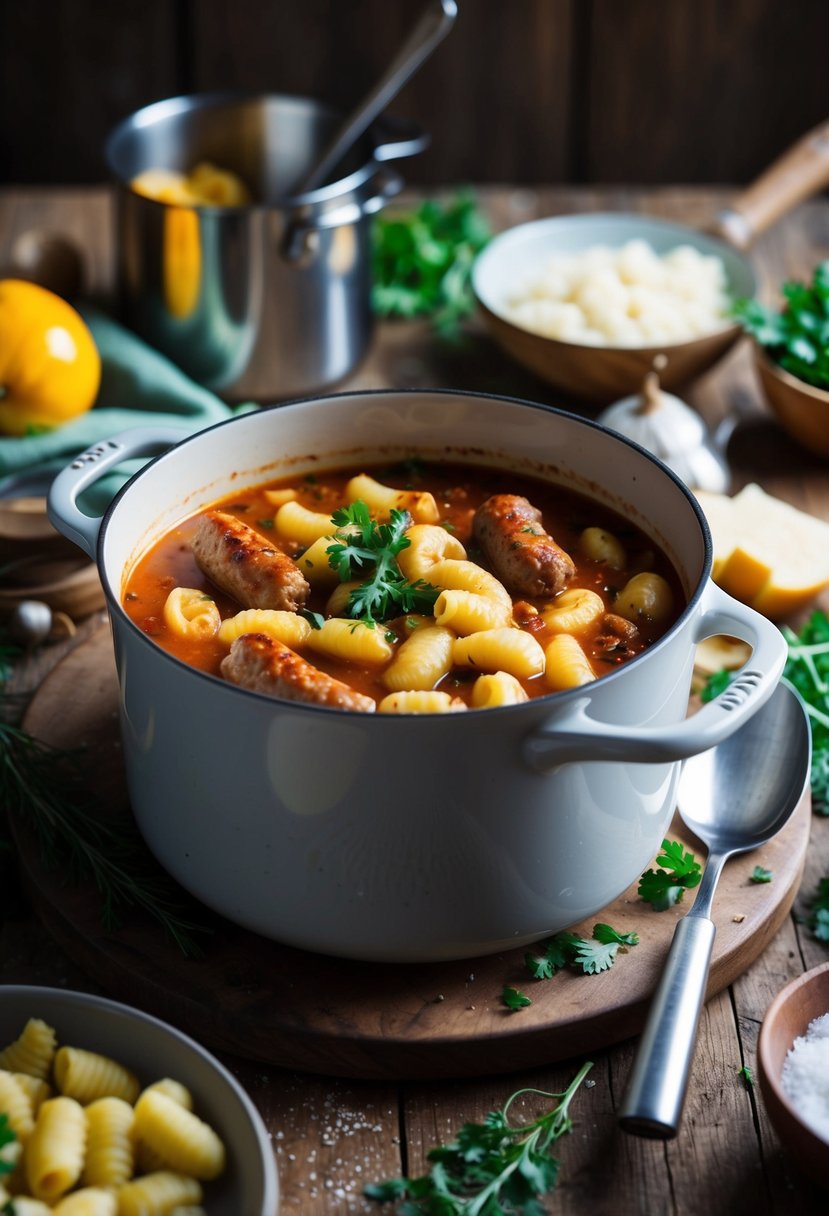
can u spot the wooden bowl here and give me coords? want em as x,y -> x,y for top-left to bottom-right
754,344 -> 829,457
471,213 -> 752,404
757,961 -> 829,1188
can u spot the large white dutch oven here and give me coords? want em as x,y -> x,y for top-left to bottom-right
48,391 -> 786,962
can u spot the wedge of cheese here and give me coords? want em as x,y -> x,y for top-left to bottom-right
694,484 -> 829,618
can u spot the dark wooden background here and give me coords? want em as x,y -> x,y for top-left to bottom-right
3,0 -> 829,190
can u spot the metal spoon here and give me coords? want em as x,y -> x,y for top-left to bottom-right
619,681 -> 811,1139
295,0 -> 457,195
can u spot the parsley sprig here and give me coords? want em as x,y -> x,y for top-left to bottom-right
638,840 -> 702,911
782,609 -> 829,814
372,191 -> 491,340
524,923 -> 640,986
326,502 -> 439,624
806,876 -> 829,942
733,260 -> 829,390
364,1061 -> 593,1214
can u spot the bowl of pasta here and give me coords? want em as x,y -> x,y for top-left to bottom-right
0,985 -> 279,1215
47,389 -> 786,962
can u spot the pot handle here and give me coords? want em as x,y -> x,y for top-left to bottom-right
523,582 -> 787,770
47,427 -> 185,559
281,168 -> 404,262
712,118 -> 829,251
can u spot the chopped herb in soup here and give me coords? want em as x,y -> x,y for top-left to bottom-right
121,460 -> 683,712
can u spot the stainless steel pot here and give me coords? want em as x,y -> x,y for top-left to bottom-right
47,391 -> 786,962
105,93 -> 428,401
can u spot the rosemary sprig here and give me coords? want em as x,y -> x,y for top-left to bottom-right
0,720 -> 209,957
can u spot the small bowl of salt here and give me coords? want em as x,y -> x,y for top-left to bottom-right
758,961 -> 829,1189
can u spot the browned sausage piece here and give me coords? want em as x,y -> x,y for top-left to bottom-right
221,633 -> 376,712
473,495 -> 575,598
192,510 -> 310,611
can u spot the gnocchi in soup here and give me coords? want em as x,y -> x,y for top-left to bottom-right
122,460 -> 684,712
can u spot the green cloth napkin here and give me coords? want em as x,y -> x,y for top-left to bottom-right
0,309 -> 247,500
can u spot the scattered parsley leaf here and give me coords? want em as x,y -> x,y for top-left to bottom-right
326,501 -> 439,624
750,865 -> 773,884
733,261 -> 829,391
701,668 -> 732,702
298,608 -> 325,630
502,984 -> 533,1011
364,1062 -> 593,1213
524,937 -> 570,980
782,610 -> 829,815
806,876 -> 829,942
0,1114 -> 16,1176
372,191 -> 491,340
738,1065 -> 754,1089
523,924 -> 638,982
638,839 -> 702,911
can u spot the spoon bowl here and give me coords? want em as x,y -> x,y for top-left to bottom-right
620,681 -> 811,1139
677,682 -> 812,854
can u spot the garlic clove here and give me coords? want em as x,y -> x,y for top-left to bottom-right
596,369 -> 731,492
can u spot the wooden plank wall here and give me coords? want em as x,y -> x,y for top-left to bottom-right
2,0 -> 829,189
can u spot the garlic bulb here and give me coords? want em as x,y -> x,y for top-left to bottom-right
596,368 -> 731,493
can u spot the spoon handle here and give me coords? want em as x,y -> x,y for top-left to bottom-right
618,914 -> 716,1139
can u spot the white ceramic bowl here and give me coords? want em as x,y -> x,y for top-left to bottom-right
0,985 -> 279,1215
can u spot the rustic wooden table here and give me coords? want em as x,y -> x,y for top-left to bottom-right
1,185 -> 828,1215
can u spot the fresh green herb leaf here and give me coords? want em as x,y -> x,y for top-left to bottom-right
0,1114 -> 16,1176
364,1062 -> 593,1213
750,865 -> 773,884
502,984 -> 533,1011
638,838 -> 702,910
326,501 -> 439,624
524,937 -> 570,980
782,610 -> 829,814
701,668 -> 732,702
806,876 -> 829,942
299,608 -> 325,630
523,924 -> 638,981
592,923 -> 640,947
372,191 -> 491,340
738,1064 -> 754,1089
733,261 -> 829,390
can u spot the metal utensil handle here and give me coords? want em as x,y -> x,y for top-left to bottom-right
619,914 -> 717,1139
296,0 -> 457,194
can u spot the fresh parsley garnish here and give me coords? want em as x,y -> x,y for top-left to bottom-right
371,191 -> 491,339
0,1114 -> 16,1177
299,608 -> 325,630
364,1061 -> 593,1213
524,923 -> 639,980
782,609 -> 829,814
638,839 -> 702,910
701,668 -> 732,703
502,984 -> 533,1011
806,876 -> 829,942
733,260 -> 829,390
326,501 -> 439,624
738,1065 -> 754,1089
750,865 -> 773,884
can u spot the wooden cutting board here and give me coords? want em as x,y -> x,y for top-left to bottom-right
12,624 -> 811,1081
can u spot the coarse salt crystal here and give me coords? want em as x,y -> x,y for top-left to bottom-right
781,1010 -> 829,1143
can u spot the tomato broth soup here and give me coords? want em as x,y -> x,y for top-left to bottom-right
122,459 -> 684,712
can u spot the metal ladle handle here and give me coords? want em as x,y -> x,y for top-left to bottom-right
295,0 -> 457,195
